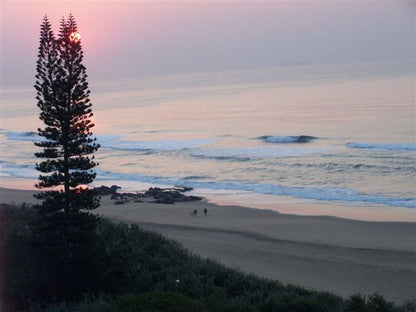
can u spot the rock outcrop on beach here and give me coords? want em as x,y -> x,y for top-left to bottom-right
94,185 -> 203,205
94,185 -> 122,196
145,187 -> 203,204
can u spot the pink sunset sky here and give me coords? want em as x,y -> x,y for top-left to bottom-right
1,0 -> 414,87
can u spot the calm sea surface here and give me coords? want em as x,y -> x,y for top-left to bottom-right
1,60 -> 415,221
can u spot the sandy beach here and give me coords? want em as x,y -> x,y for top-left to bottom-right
1,187 -> 415,303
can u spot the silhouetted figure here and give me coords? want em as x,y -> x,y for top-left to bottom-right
190,209 -> 197,216
204,208 -> 208,216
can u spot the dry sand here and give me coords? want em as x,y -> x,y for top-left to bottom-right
1,187 -> 415,303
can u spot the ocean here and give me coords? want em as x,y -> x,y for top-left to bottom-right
1,60 -> 415,221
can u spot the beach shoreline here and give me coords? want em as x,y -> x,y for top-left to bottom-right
1,182 -> 414,223
1,186 -> 415,303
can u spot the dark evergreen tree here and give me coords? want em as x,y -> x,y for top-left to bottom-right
34,14 -> 100,256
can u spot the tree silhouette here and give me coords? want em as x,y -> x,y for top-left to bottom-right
34,14 -> 100,252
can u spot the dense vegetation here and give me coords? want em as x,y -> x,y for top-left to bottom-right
1,204 -> 414,312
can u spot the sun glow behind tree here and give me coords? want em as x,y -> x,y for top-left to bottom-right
69,31 -> 81,43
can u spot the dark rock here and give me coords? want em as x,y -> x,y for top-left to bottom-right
174,186 -> 193,193
94,185 -> 121,196
144,187 -> 164,197
142,186 -> 202,204
97,184 -> 203,205
178,195 -> 203,202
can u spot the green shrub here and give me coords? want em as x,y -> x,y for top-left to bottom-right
26,294 -> 112,312
399,300 -> 416,312
111,291 -> 204,312
345,294 -> 368,312
345,293 -> 403,312
367,293 -> 396,312
218,302 -> 257,312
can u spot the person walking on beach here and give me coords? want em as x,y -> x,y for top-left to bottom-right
204,208 -> 207,216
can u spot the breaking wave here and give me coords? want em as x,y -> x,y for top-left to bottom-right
259,135 -> 317,144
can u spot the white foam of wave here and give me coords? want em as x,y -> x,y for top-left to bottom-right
347,142 -> 416,151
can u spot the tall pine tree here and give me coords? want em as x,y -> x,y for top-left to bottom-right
34,15 -> 99,239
